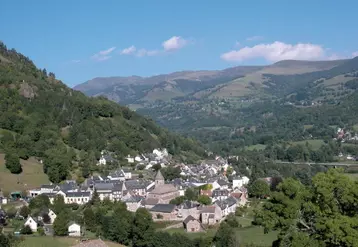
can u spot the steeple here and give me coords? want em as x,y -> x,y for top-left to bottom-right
155,170 -> 164,186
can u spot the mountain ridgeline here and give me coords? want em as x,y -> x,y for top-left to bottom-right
76,56 -> 358,155
0,41 -> 206,183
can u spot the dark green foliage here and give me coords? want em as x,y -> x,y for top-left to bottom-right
0,42 -> 206,183
184,188 -> 198,201
214,222 -> 240,247
169,196 -> 186,205
29,194 -> 50,210
4,152 -> 22,174
197,195 -> 212,205
52,195 -> 66,214
53,211 -> 69,236
83,207 -> 96,232
248,180 -> 270,199
20,225 -> 33,235
132,208 -> 155,247
160,166 -> 181,180
19,206 -> 30,218
256,169 -> 358,247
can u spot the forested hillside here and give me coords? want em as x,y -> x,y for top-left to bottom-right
0,41 -> 206,183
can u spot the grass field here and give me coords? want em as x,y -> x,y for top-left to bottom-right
0,153 -> 49,193
18,237 -> 125,247
245,144 -> 267,151
163,226 -> 276,246
290,139 -> 325,150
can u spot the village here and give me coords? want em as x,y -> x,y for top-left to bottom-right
0,148 -> 253,238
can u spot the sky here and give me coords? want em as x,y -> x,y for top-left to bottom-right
1,0 -> 358,87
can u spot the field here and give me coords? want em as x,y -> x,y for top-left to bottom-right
290,139 -> 325,150
18,237 -> 125,247
245,144 -> 267,151
163,226 -> 276,246
0,153 -> 49,193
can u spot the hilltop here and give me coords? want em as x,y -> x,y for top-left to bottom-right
74,57 -> 358,154
0,41 -> 206,183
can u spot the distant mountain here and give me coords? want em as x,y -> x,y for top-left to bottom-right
74,59 -> 346,105
0,41 -> 206,183
74,56 -> 358,154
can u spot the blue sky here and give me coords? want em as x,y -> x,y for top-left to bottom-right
1,0 -> 358,87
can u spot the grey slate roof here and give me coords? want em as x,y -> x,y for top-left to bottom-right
149,204 -> 176,213
183,215 -> 196,224
65,192 -> 90,197
155,170 -> 164,181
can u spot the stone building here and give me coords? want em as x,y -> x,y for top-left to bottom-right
146,170 -> 180,204
183,215 -> 202,232
149,204 -> 178,221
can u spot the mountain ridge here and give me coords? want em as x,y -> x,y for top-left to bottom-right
74,59 -> 347,105
0,41 -> 206,183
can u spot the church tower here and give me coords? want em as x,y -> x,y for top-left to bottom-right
155,170 -> 165,186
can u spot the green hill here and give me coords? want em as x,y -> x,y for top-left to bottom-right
0,41 -> 206,183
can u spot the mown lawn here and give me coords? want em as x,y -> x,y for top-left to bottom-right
0,154 -> 49,193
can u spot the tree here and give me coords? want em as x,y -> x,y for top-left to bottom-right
19,206 -> 30,218
255,169 -> 358,247
132,208 -> 155,247
53,212 -> 69,236
169,196 -> 185,205
161,166 -> 181,180
4,152 -> 22,174
52,195 -> 66,214
29,194 -> 50,210
90,189 -> 100,206
83,207 -> 96,232
197,195 -> 212,205
214,222 -> 239,247
248,179 -> 270,199
184,188 -> 198,201
152,164 -> 161,172
20,225 -> 33,235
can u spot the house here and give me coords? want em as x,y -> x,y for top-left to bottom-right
68,222 -> 81,237
212,189 -> 229,201
24,216 -> 38,232
126,155 -> 135,163
38,208 -> 57,224
215,197 -> 238,217
0,196 -> 7,205
124,195 -> 143,212
230,192 -> 248,206
149,204 -> 178,221
183,215 -> 202,232
199,205 -> 221,225
97,151 -> 117,166
217,179 -> 229,190
178,201 -> 201,220
65,192 -> 91,205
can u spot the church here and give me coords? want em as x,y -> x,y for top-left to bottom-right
147,170 -> 180,203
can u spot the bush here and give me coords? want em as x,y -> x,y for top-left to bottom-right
20,225 -> 33,235
37,227 -> 45,236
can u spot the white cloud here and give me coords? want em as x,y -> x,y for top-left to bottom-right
136,49 -> 160,57
120,45 -> 136,55
352,51 -> 358,57
91,47 -> 116,61
162,36 -> 188,51
246,36 -> 264,41
71,59 -> 81,63
221,41 -> 325,62
235,41 -> 241,47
